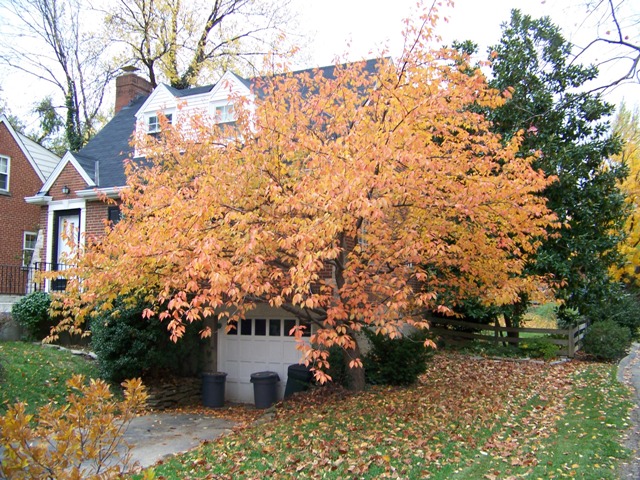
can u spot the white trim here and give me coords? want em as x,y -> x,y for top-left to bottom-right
0,154 -> 9,193
0,115 -> 48,183
76,186 -> 126,200
22,231 -> 37,267
24,194 -> 53,205
45,199 -> 87,267
207,71 -> 251,101
135,84 -> 176,121
39,152 -> 95,194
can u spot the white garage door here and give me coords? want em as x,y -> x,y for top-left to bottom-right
217,307 -> 311,403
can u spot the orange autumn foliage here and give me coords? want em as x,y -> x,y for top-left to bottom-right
48,6 -> 557,384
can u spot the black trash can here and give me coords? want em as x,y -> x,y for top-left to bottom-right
202,372 -> 227,408
250,371 -> 280,409
284,364 -> 314,399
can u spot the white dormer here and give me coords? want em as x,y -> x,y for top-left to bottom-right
207,71 -> 252,124
135,84 -> 179,135
134,72 -> 253,140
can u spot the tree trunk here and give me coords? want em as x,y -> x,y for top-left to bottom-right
343,335 -> 365,392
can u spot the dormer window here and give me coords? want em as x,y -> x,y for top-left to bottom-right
214,104 -> 235,124
148,113 -> 172,133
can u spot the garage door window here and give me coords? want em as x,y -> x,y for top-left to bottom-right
227,318 -> 311,337
255,318 -> 266,335
269,319 -> 281,336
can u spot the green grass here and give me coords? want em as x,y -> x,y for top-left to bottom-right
0,341 -> 100,415
135,352 -> 632,479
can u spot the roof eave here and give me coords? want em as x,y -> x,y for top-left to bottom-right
25,194 -> 53,205
75,186 -> 126,200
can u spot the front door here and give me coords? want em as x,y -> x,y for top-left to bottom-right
53,210 -> 80,270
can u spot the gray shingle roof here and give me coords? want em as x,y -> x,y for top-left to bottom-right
74,94 -> 148,188
75,59 -> 382,189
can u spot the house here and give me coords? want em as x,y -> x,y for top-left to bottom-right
0,115 -> 59,310
27,63 -> 377,402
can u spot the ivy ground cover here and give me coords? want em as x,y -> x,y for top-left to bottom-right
140,352 -> 631,479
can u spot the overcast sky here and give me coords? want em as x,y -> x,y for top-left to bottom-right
292,0 -> 638,109
1,0 -> 637,130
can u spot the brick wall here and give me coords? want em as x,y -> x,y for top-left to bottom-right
85,200 -> 114,241
0,123 -> 44,266
47,162 -> 89,201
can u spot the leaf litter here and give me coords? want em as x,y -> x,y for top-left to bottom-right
146,351 -> 631,479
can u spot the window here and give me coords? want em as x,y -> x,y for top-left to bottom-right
269,319 -> 281,336
254,318 -> 266,336
22,231 -> 37,267
107,206 -> 121,225
214,104 -> 235,124
284,319 -> 296,337
0,155 -> 9,192
227,318 -> 312,337
240,318 -> 252,335
148,113 -> 172,133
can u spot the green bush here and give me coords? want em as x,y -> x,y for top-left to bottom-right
519,337 -> 559,360
90,296 -> 204,382
363,328 -> 433,386
582,320 -> 632,361
11,291 -> 54,340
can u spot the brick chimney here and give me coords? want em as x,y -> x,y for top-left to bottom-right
115,67 -> 153,113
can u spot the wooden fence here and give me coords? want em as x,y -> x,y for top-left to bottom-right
428,317 -> 589,357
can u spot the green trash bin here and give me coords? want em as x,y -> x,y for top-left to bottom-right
202,372 -> 227,408
250,371 -> 280,408
284,364 -> 313,399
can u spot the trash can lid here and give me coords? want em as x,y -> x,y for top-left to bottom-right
287,363 -> 311,373
250,371 -> 280,380
202,372 -> 227,377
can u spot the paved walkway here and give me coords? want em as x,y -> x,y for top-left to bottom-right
617,342 -> 640,480
123,413 -> 237,470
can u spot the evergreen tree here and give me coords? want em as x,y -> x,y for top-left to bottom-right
487,10 -> 628,326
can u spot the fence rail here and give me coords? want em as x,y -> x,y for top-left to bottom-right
0,263 -> 72,295
428,317 -> 589,357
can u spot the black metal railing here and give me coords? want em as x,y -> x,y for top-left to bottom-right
0,263 -> 73,295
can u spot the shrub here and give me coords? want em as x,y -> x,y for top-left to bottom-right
11,291 -> 54,340
582,320 -> 632,361
363,329 -> 433,386
90,296 -> 204,383
0,374 -> 147,479
519,337 -> 559,360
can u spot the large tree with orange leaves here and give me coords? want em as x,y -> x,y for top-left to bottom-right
51,6 -> 557,390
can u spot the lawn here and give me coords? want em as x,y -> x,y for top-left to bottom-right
139,352 -> 632,479
0,341 -> 99,415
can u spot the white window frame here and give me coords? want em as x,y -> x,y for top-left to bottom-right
0,155 -> 9,193
214,104 -> 235,124
22,231 -> 37,267
147,113 -> 173,133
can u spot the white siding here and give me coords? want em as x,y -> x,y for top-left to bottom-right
17,132 -> 60,181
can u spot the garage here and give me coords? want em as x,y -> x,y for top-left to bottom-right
217,305 -> 312,403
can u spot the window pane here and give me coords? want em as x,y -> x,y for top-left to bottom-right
255,318 -> 266,336
284,319 -> 296,337
0,157 -> 7,190
300,320 -> 311,337
108,206 -> 121,225
23,232 -> 37,266
240,318 -> 252,335
24,233 -> 37,249
269,319 -> 281,336
148,116 -> 159,132
227,320 -> 237,335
